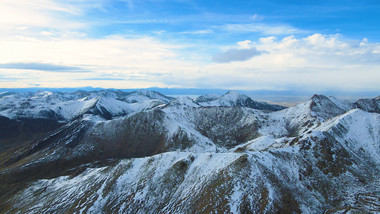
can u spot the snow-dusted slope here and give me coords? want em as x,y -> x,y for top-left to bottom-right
316,109 -> 380,164
196,90 -> 286,111
123,90 -> 173,103
0,91 -> 92,120
258,94 -> 357,139
0,90 -> 173,121
168,96 -> 201,108
0,92 -> 379,213
8,109 -> 380,213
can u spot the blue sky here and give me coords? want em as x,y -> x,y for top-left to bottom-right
0,0 -> 379,91
85,0 -> 380,41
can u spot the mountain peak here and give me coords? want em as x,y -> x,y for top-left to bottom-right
222,90 -> 247,99
219,90 -> 248,104
135,89 -> 153,96
125,90 -> 173,103
194,94 -> 220,103
309,94 -> 353,120
310,94 -> 329,102
225,90 -> 240,95
169,96 -> 200,107
194,90 -> 285,111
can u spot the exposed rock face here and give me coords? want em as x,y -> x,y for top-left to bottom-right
355,97 -> 380,113
309,94 -> 351,120
0,90 -> 379,213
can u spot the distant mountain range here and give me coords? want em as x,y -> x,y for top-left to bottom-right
0,89 -> 379,213
1,87 -> 378,97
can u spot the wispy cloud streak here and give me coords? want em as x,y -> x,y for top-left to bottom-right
0,62 -> 90,72
221,23 -> 306,35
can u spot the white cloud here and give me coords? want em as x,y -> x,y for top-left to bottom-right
237,40 -> 252,48
259,36 -> 276,43
203,34 -> 380,90
0,0 -> 88,41
222,23 -> 306,35
0,34 -> 200,88
40,31 -> 54,36
1,34 -> 380,91
0,0 -> 378,92
0,0 -> 82,27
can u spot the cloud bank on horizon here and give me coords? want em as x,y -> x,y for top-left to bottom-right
0,0 -> 379,91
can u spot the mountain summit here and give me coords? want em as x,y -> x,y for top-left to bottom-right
196,90 -> 286,111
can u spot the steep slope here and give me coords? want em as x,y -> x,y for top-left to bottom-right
0,116 -> 62,152
309,94 -> 353,120
0,104 -> 262,178
0,90 -> 174,173
197,91 -> 286,111
163,105 -> 262,151
5,109 -> 379,213
355,96 -> 380,113
258,94 -> 356,140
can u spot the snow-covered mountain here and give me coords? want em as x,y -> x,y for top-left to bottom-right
0,90 -> 173,121
196,90 -> 286,111
0,90 -> 379,213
